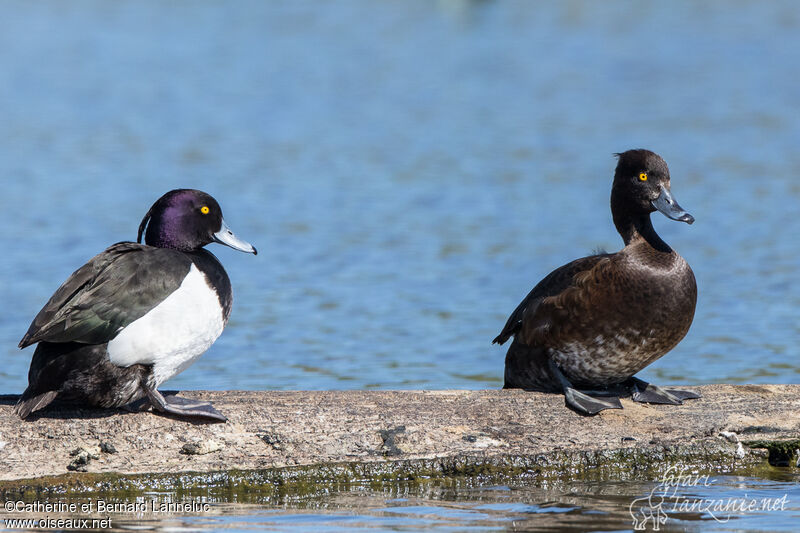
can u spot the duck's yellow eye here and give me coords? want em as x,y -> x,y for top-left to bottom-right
639,173 -> 648,181
200,206 -> 210,215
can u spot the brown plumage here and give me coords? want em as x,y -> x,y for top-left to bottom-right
494,149 -> 699,414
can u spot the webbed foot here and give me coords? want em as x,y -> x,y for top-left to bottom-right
666,389 -> 702,400
547,359 -> 622,415
145,388 -> 227,422
565,387 -> 623,415
629,377 -> 701,405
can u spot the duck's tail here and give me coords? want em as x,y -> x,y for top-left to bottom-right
502,340 -> 561,392
15,390 -> 58,419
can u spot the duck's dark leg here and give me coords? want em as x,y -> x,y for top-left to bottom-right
629,377 -> 701,405
144,387 -> 227,422
547,360 -> 622,415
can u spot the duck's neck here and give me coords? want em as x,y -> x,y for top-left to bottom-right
613,212 -> 672,253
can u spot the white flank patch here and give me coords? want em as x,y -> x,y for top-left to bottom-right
107,264 -> 225,386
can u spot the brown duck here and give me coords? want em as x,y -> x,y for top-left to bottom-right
493,149 -> 699,415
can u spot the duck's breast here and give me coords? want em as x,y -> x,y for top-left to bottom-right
106,263 -> 226,385
549,252 -> 696,385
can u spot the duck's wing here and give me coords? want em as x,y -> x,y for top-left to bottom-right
19,242 -> 191,348
493,254 -> 612,345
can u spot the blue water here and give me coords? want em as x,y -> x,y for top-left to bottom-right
99,474 -> 799,532
1,1 -> 799,393
0,1 -> 798,531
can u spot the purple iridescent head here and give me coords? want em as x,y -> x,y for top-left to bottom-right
137,189 -> 257,254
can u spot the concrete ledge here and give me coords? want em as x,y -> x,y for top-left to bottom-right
1,386 -> 798,494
